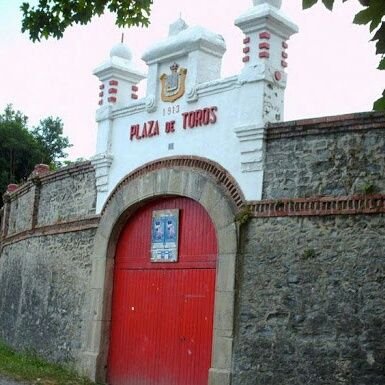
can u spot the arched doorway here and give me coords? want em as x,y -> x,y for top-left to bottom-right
107,196 -> 218,385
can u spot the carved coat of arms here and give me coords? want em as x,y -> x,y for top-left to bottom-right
160,62 -> 187,102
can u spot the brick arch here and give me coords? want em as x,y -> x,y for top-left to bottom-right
82,159 -> 239,385
102,156 -> 246,214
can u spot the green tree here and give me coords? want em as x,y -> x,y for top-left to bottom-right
0,105 -> 43,205
20,0 -> 384,111
0,105 -> 71,206
32,117 -> 72,169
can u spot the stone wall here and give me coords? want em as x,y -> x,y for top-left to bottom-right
0,230 -> 96,362
263,112 -> 385,199
232,112 -> 385,385
233,214 -> 385,385
0,162 -> 99,366
7,185 -> 35,236
37,166 -> 96,226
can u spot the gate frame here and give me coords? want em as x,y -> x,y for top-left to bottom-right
81,157 -> 244,385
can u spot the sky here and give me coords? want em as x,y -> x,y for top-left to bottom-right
0,0 -> 384,160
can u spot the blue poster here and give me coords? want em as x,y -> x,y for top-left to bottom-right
151,209 -> 179,262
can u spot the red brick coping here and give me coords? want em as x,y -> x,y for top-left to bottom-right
249,195 -> 385,218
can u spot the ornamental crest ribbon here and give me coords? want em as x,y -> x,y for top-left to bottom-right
160,62 -> 187,102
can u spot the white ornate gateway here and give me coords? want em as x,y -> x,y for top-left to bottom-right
92,1 -> 297,213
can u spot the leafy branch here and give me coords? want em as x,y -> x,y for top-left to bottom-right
21,0 -> 153,42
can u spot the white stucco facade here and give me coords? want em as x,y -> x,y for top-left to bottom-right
92,0 -> 298,213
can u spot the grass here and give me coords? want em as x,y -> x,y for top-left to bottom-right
0,340 -> 100,385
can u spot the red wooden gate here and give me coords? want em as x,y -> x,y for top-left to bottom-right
108,197 -> 218,385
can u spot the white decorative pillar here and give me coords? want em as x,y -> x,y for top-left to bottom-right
235,0 -> 298,123
91,153 -> 113,193
92,42 -> 146,212
234,125 -> 266,173
94,43 -> 146,107
232,0 -> 298,198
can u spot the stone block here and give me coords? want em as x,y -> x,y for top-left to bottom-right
210,197 -> 235,230
101,258 -> 115,321
137,172 -> 157,198
89,288 -> 105,321
208,368 -> 231,385
154,169 -> 171,195
198,180 -> 224,214
216,255 -> 236,292
85,319 -> 103,352
122,179 -> 140,207
212,334 -> 233,369
182,171 -> 208,201
214,290 -> 235,334
199,183 -> 235,233
167,169 -> 185,195
78,351 -> 99,380
90,257 -> 107,290
92,230 -> 109,260
217,222 -> 238,255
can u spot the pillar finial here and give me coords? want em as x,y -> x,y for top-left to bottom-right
253,0 -> 282,8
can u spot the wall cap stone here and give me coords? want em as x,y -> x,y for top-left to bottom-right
2,161 -> 94,201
